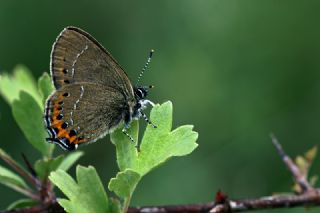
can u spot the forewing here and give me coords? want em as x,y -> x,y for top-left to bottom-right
45,82 -> 128,150
50,26 -> 134,98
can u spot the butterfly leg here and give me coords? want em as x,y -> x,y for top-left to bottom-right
140,111 -> 157,128
122,126 -> 135,143
122,126 -> 141,151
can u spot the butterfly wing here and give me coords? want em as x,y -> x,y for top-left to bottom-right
46,27 -> 137,150
45,82 -> 134,150
50,26 -> 133,98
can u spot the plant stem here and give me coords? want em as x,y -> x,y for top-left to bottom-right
0,149 -> 37,187
123,195 -> 132,213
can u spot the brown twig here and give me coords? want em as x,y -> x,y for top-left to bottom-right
2,136 -> 320,213
0,201 -> 65,213
0,151 -> 38,188
209,190 -> 320,212
127,203 -> 215,213
5,191 -> 320,213
270,133 -> 313,193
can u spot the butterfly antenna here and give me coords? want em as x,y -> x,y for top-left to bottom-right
136,49 -> 154,85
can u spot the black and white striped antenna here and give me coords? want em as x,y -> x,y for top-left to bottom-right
136,49 -> 154,85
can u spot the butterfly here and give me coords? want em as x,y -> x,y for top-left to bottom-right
44,26 -> 156,151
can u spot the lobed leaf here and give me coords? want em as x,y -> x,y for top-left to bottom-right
0,68 -> 55,157
38,72 -> 54,106
108,169 -> 140,198
12,92 -> 53,157
34,155 -> 64,181
34,151 -> 83,181
50,165 -> 111,213
56,151 -> 84,172
109,101 -> 198,197
0,65 -> 41,107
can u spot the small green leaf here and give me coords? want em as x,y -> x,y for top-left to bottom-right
34,152 -> 83,181
50,166 -> 110,213
57,151 -> 84,172
108,169 -> 140,198
34,155 -> 65,180
0,65 -> 42,107
7,198 -> 38,210
38,72 -> 54,106
0,165 -> 29,190
295,155 -> 308,176
305,146 -> 317,164
12,91 -> 53,157
111,101 -> 198,175
310,175 -> 318,187
110,101 -> 198,201
293,146 -> 318,193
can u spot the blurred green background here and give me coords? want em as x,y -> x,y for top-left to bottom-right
1,1 -> 320,212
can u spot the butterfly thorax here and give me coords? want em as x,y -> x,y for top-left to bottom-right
130,86 -> 153,120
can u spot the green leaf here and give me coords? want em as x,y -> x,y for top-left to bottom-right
110,121 -> 139,171
38,72 -> 54,106
310,175 -> 318,187
0,65 -> 42,107
108,169 -> 140,198
7,198 -> 38,210
0,69 -> 54,157
109,101 -> 198,198
34,151 -> 83,181
0,165 -> 29,190
50,166 -> 110,213
293,146 -> 318,193
295,156 -> 308,175
305,145 -> 317,164
12,91 -> 53,157
34,155 -> 65,181
111,101 -> 198,175
57,151 -> 84,172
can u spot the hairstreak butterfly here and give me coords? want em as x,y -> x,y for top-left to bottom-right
44,26 -> 156,151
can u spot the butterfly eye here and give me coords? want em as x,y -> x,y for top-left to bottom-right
135,88 -> 148,99
136,89 -> 143,98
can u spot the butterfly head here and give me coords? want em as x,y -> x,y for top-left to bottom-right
134,85 -> 154,100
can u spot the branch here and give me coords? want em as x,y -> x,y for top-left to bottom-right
128,135 -> 320,212
127,203 -> 215,213
0,202 -> 64,213
209,190 -> 320,213
3,136 -> 320,213
270,133 -> 313,192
